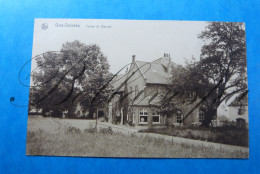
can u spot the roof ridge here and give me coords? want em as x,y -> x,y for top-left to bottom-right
151,57 -> 163,63
136,60 -> 161,65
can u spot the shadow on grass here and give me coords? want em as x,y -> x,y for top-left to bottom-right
139,126 -> 249,147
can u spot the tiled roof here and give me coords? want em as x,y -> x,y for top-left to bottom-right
132,93 -> 161,106
228,92 -> 248,106
135,57 -> 176,85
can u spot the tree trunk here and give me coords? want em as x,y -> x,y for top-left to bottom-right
88,106 -> 94,119
201,106 -> 217,127
67,106 -> 74,119
95,109 -> 98,132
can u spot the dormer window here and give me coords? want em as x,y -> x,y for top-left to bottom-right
199,108 -> 206,123
176,110 -> 183,123
238,106 -> 246,115
186,89 -> 195,100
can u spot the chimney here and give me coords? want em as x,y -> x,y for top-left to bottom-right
132,55 -> 136,62
164,53 -> 171,57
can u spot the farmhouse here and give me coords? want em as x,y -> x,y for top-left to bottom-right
216,93 -> 248,126
108,54 -> 208,126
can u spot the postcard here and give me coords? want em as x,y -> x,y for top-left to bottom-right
25,19 -> 249,158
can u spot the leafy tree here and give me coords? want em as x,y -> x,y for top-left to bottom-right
158,22 -> 247,127
158,61 -> 209,126
157,65 -> 189,126
197,22 -> 247,126
30,40 -> 113,118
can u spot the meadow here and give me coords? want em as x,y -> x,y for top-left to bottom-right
26,116 -> 248,158
140,126 -> 249,147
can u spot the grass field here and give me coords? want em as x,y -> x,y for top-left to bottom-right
139,126 -> 249,147
26,116 -> 249,158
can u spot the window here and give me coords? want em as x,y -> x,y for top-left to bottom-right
139,108 -> 148,123
236,118 -> 245,123
199,108 -> 206,123
176,110 -> 183,123
187,90 -> 195,100
135,85 -> 139,97
238,106 -> 246,115
152,111 -> 160,123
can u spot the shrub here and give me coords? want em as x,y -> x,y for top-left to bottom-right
98,117 -> 106,122
84,128 -> 96,134
128,121 -> 135,127
99,127 -> 113,135
65,126 -> 81,134
52,109 -> 63,118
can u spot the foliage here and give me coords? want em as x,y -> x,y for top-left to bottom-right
197,22 -> 247,126
65,126 -> 81,134
51,109 -> 63,118
158,22 -> 247,127
26,117 -> 248,158
99,127 -> 113,135
29,40 -> 113,118
84,127 -> 96,134
127,120 -> 135,127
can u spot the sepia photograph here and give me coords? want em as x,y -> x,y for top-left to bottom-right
25,19 -> 249,158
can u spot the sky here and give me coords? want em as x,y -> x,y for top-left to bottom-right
32,19 -> 208,74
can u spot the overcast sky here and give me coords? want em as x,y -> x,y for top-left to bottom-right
32,19 -> 207,74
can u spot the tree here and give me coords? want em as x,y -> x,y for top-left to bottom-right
158,22 -> 247,127
30,40 -> 113,119
157,65 -> 190,126
197,22 -> 247,126
158,60 -> 209,126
